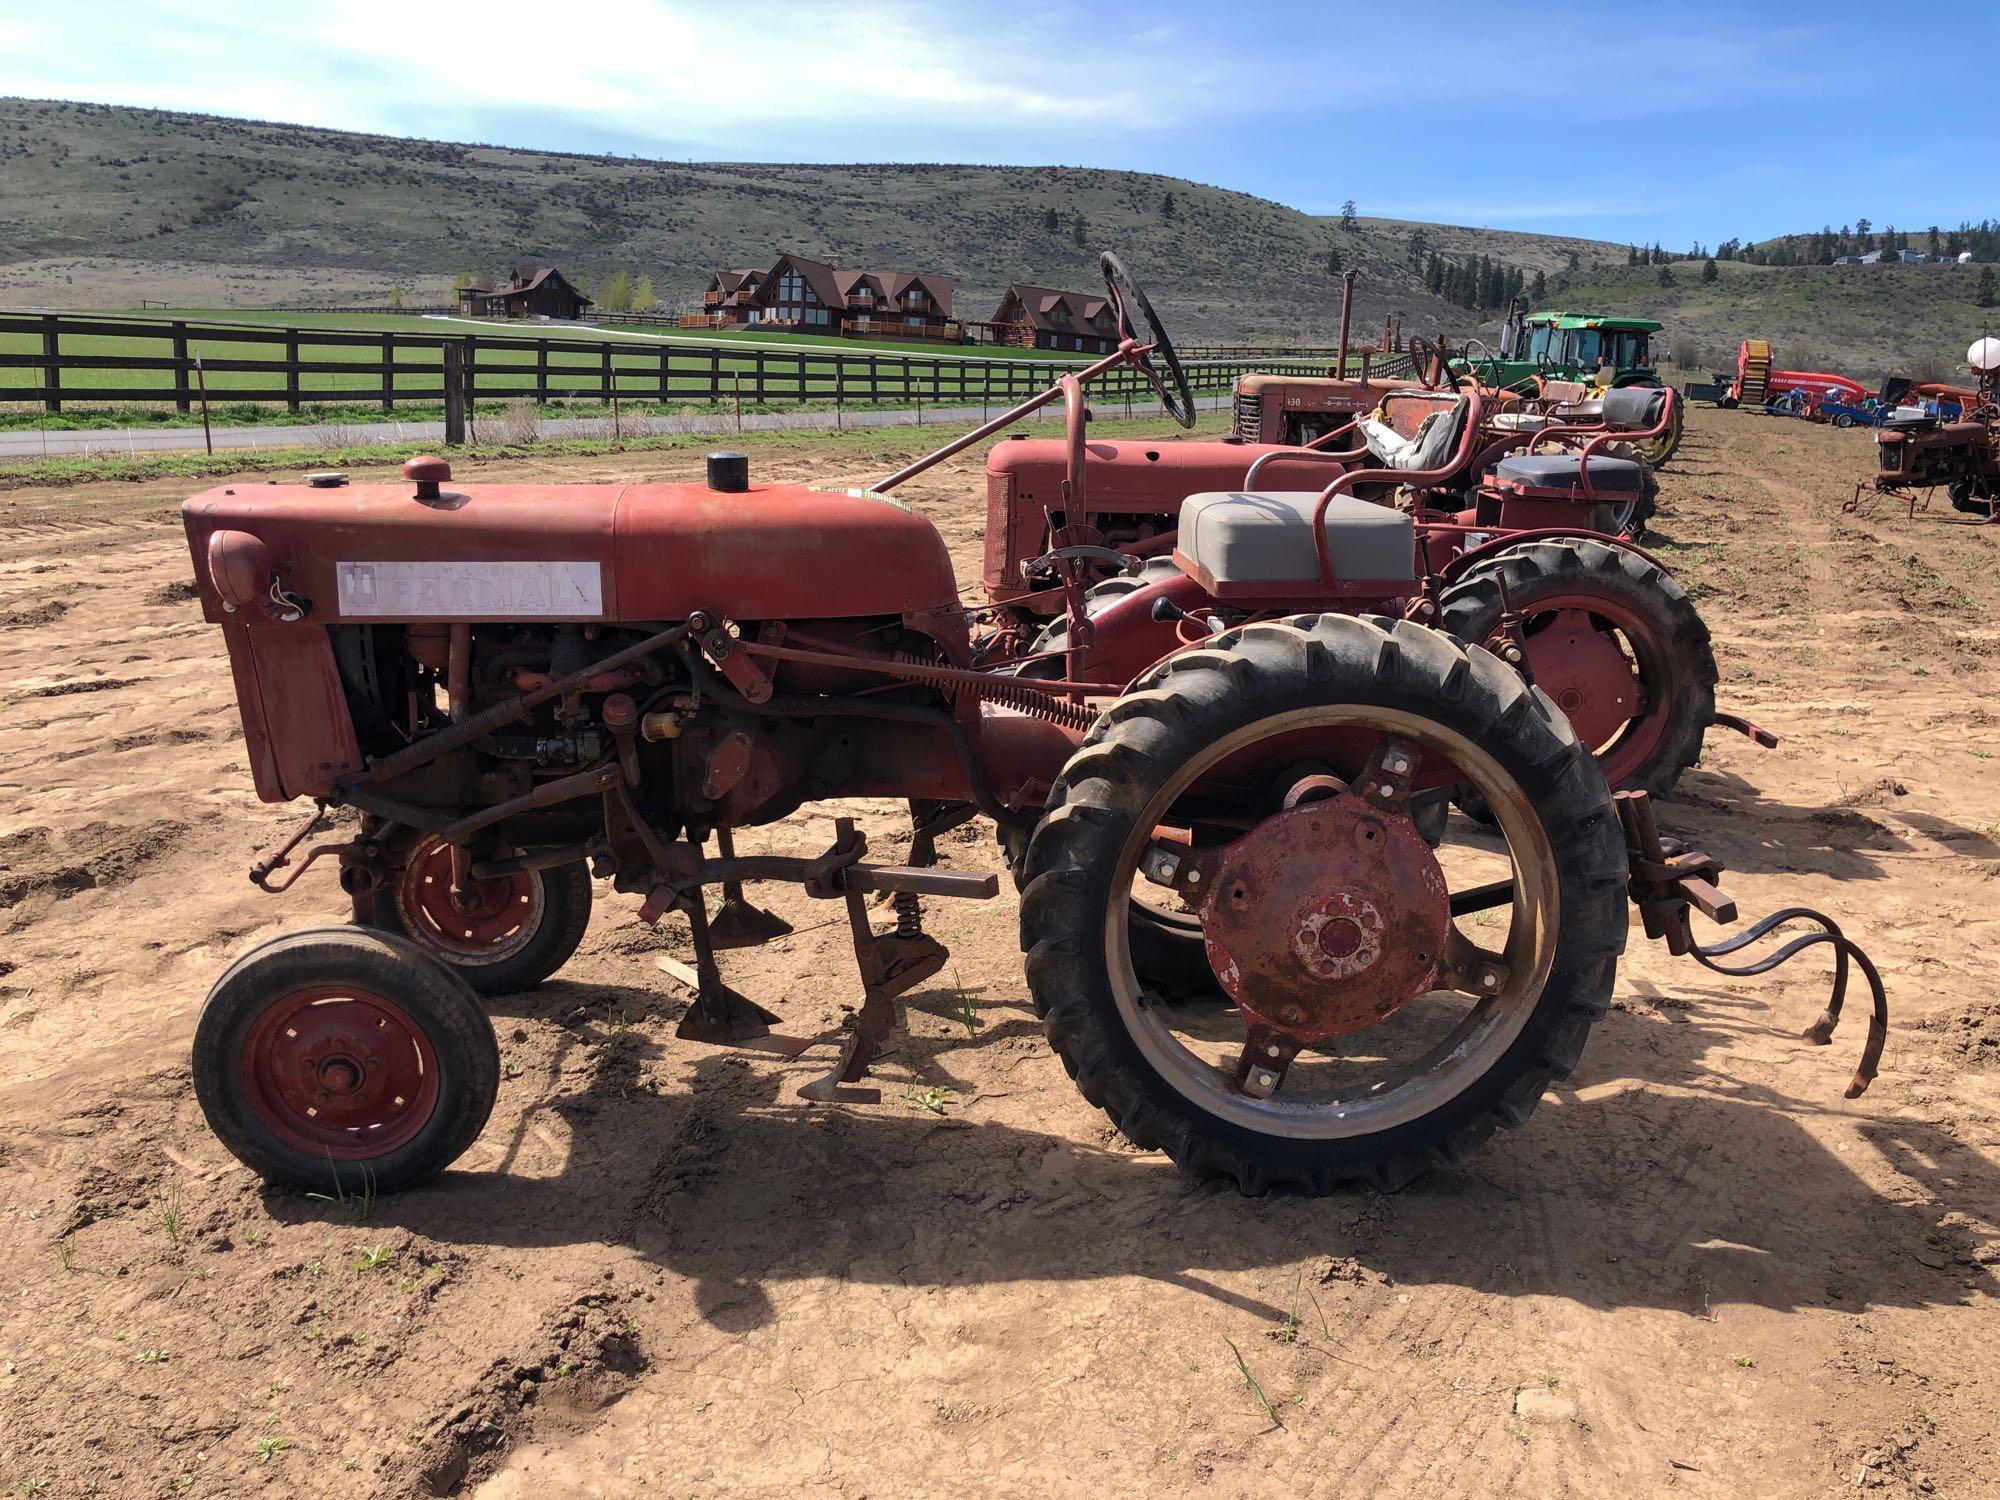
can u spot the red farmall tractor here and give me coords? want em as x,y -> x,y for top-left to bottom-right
973,345 -> 1732,810
182,255 -> 1879,1198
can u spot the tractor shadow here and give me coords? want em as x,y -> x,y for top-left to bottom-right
363,969 -> 1997,1337
1661,767 -> 1912,880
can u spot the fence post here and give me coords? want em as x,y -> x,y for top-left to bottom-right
797,350 -> 807,405
40,315 -> 60,414
285,331 -> 301,414
194,355 -> 213,455
733,374 -> 742,433
380,332 -> 395,411
463,335 -> 478,424
171,321 -> 191,414
536,342 -> 550,405
443,343 -> 466,446
601,344 -> 614,406
658,347 -> 670,403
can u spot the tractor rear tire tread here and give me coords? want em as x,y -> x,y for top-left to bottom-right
1021,613 -> 1626,1196
1439,536 -> 1717,802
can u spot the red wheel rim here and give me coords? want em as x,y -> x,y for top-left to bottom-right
240,986 -> 440,1159
1513,591 -> 1676,790
394,836 -> 542,963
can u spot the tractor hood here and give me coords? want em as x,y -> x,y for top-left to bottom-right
180,472 -> 960,625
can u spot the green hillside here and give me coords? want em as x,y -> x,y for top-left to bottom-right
0,97 -> 1987,375
1498,258 -> 1995,385
0,98 -> 1624,344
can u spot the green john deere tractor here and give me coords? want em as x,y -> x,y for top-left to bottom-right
1451,309 -> 1680,466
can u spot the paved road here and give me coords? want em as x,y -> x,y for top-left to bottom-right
0,392 -> 1232,461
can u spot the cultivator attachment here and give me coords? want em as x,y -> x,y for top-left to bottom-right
642,815 -> 998,1097
1616,791 -> 1888,1097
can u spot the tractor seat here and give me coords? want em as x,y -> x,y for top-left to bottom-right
1359,395 -> 1472,471
1493,453 -> 1644,494
1176,491 -> 1416,586
1549,387 -> 1667,432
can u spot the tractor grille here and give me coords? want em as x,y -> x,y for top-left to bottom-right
1232,391 -> 1261,440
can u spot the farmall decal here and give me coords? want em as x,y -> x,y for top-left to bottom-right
336,561 -> 605,619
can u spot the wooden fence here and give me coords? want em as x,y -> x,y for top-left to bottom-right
0,312 -> 1334,416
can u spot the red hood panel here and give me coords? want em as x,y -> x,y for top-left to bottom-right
181,479 -> 959,623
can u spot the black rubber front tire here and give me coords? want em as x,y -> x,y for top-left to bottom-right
1019,614 -> 1628,1194
370,854 -> 592,997
1439,537 -> 1716,802
192,927 -> 501,1194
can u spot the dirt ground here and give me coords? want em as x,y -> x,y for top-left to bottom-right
2,407 -> 1998,1498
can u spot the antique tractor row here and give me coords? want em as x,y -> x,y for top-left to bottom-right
182,255 -> 1876,1200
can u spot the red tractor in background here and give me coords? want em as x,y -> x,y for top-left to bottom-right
972,365 -> 1730,816
180,254 -> 1877,1203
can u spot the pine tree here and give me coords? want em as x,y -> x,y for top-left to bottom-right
1978,266 -> 1997,309
1567,250 -> 1580,271
1161,191 -> 1176,220
1529,269 -> 1547,301
1340,199 -> 1357,228
1072,212 -> 1087,249
1701,256 -> 1719,282
1657,263 -> 1675,288
1407,228 -> 1427,266
1042,206 -> 1060,234
631,274 -> 656,313
1326,248 -> 1343,276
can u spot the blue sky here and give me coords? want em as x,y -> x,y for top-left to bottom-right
1,0 -> 1991,247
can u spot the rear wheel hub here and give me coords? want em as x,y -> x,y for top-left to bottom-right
1187,790 -> 1450,1040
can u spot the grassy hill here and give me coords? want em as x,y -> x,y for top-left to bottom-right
1486,259 -> 1994,385
0,98 -> 1987,377
0,98 -> 1625,344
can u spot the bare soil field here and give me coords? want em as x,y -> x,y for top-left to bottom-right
2,408 -> 1998,1498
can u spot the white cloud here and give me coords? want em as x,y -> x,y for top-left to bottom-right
0,0 -> 1183,151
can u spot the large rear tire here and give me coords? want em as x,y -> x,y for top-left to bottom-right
1019,614 -> 1627,1194
1439,538 -> 1715,802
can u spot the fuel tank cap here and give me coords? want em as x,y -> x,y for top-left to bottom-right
707,451 -> 749,493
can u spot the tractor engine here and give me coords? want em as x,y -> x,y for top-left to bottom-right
182,455 -> 978,897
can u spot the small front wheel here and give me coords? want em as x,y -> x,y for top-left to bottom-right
192,927 -> 500,1194
370,834 -> 592,996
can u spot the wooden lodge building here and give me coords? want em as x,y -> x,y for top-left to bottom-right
457,266 -> 592,320
986,284 -> 1121,354
687,255 -> 957,341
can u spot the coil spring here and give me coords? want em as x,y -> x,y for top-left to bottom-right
973,677 -> 1099,732
890,649 -> 1099,733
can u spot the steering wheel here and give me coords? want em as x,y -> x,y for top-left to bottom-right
1409,336 -> 1450,390
1101,252 -> 1195,428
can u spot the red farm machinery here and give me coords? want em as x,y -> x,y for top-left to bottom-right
180,254 -> 1884,1200
1849,337 -> 2000,518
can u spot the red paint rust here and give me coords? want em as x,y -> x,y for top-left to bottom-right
1192,790 -> 1450,1041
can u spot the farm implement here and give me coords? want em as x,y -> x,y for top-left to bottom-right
1849,338 -> 2000,518
181,254 -> 1883,1198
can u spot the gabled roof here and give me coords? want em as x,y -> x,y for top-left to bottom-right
709,268 -> 764,304
762,254 -> 847,307
996,284 -> 1114,334
478,266 -> 591,306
